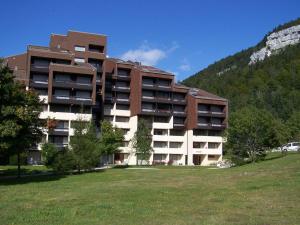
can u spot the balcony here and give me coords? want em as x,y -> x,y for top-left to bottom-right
48,128 -> 69,136
142,83 -> 172,91
173,111 -> 186,116
115,97 -> 130,105
198,110 -> 226,118
197,123 -> 226,130
53,80 -> 93,91
112,85 -> 130,92
52,95 -> 93,105
30,64 -> 49,73
30,79 -> 48,89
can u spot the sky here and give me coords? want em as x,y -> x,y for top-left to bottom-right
1,0 -> 300,81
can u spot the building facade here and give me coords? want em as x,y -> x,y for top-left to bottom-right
5,31 -> 228,166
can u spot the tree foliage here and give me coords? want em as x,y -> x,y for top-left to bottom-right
0,60 -> 44,176
99,120 -> 124,156
132,119 -> 153,165
69,119 -> 102,172
226,107 -> 289,164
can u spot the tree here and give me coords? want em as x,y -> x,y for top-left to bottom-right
69,119 -> 101,172
132,119 -> 153,165
226,107 -> 289,165
0,60 -> 44,177
41,143 -> 74,174
287,111 -> 300,141
99,120 -> 124,165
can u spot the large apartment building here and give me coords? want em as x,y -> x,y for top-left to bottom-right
4,31 -> 228,166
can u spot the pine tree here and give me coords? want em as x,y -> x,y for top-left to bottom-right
132,119 -> 153,165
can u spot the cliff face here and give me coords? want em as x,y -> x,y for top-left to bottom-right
250,25 -> 300,64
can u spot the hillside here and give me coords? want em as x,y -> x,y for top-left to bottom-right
183,18 -> 300,121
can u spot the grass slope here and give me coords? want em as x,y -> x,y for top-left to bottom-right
0,153 -> 300,225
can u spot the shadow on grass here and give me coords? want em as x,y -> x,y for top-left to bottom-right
0,167 -> 107,185
264,153 -> 288,161
0,173 -> 66,186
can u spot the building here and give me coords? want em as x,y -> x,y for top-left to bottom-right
4,31 -> 228,166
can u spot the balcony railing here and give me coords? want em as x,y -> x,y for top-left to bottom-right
52,95 -> 92,105
53,80 -> 93,90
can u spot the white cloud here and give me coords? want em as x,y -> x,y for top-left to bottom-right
121,48 -> 166,66
120,41 -> 179,66
179,58 -> 191,71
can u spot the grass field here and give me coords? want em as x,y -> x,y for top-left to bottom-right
0,153 -> 299,225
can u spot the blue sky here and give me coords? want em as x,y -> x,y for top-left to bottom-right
1,0 -> 299,81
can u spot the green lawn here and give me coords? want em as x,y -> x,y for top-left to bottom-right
0,153 -> 300,225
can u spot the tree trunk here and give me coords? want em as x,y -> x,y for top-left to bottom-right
17,151 -> 21,178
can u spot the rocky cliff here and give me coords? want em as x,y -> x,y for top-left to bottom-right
250,25 -> 300,64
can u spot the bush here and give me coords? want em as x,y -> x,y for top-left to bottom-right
41,143 -> 74,174
9,152 -> 27,165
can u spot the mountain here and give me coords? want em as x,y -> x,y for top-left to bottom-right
183,18 -> 300,121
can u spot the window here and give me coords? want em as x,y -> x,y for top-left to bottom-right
77,76 -> 91,85
153,141 -> 168,148
193,129 -> 207,136
71,121 -> 88,128
117,69 -> 130,77
74,58 -> 85,63
104,116 -> 114,122
169,142 -> 182,148
74,46 -> 86,52
173,93 -> 186,101
153,154 -> 167,161
55,121 -> 69,130
208,130 -> 222,136
121,129 -> 130,135
34,88 -> 48,96
173,105 -> 185,113
121,141 -> 129,147
211,105 -> 224,114
71,106 -> 91,113
54,89 -> 70,97
89,44 -> 104,53
32,74 -> 48,83
55,74 -> 71,82
48,135 -> 68,146
116,93 -> 129,100
42,104 -> 48,112
142,103 -> 155,112
198,117 -> 209,125
142,77 -> 155,86
174,117 -> 185,124
157,91 -> 170,99
115,116 -> 129,123
193,142 -> 206,148
208,155 -> 217,160
208,142 -> 220,149
88,58 -> 103,71
76,91 -> 91,100
157,79 -> 170,87
198,104 -> 210,112
142,90 -> 155,98
116,104 -> 129,110
211,117 -> 222,125
154,129 -> 167,136
31,57 -> 50,67
170,129 -> 185,136
154,116 -> 169,123
50,104 -> 70,113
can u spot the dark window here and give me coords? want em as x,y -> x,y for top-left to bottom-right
50,104 -> 70,113
88,44 -> 104,53
154,116 -> 169,123
116,104 -> 129,110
